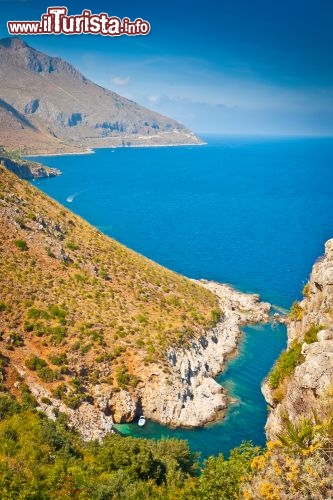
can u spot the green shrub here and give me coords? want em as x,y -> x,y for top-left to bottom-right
25,356 -> 58,382
289,301 -> 303,321
7,332 -> 24,347
268,340 -> 304,390
116,367 -> 131,388
49,305 -> 67,323
66,240 -> 79,251
38,366 -> 58,383
304,324 -> 324,344
25,355 -> 47,371
49,353 -> 68,366
277,417 -> 315,453
62,393 -> 85,409
0,350 -> 9,379
23,321 -> 34,332
210,308 -> 223,326
27,212 -> 36,221
182,442 -> 261,500
27,307 -> 49,320
55,381 -> 86,409
49,326 -> 67,345
74,273 -> 89,283
14,239 -> 28,251
136,313 -> 148,324
41,397 -> 52,405
20,384 -> 38,409
0,393 -> 21,418
52,383 -> 67,400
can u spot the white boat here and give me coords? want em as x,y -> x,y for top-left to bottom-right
138,416 -> 146,427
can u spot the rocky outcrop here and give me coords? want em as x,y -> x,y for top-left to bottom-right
109,390 -> 140,424
13,366 -> 113,441
263,239 -> 333,439
138,281 -> 271,428
0,155 -> 61,179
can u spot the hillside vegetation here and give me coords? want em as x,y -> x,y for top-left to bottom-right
0,392 -> 263,499
1,390 -> 332,499
0,165 -> 219,409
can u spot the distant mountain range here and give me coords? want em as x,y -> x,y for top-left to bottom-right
0,37 -> 202,154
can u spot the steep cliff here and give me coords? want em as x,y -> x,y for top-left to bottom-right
262,239 -> 333,440
137,282 -> 270,427
0,151 -> 61,179
239,240 -> 333,499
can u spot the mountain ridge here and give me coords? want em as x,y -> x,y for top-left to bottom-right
0,37 -> 202,154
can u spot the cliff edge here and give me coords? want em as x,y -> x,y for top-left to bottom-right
0,150 -> 61,179
262,239 -> 333,439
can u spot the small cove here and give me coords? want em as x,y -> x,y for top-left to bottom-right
115,322 -> 286,460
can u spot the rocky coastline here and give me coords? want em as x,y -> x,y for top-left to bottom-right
0,155 -> 61,179
136,280 -> 271,428
23,280 -> 272,440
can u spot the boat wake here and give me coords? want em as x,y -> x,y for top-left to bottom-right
66,192 -> 79,203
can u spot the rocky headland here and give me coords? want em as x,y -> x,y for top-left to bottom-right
137,281 -> 271,428
0,165 -> 273,441
0,151 -> 61,179
22,281 -> 271,439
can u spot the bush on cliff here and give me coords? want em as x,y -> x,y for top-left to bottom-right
303,324 -> 324,344
289,301 -> 303,321
180,442 -> 262,500
268,340 -> 304,390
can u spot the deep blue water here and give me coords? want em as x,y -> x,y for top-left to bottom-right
29,135 -> 333,458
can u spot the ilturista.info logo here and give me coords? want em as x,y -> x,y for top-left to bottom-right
7,7 -> 151,36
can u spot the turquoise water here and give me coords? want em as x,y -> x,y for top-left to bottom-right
29,135 -> 333,458
114,323 -> 286,460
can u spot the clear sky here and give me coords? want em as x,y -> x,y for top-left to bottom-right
1,0 -> 333,135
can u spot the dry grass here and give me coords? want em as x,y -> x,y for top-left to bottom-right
0,166 -> 220,398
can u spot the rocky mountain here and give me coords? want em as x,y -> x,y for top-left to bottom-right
0,37 -> 202,154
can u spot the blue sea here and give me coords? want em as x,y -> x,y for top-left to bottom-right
29,135 -> 333,459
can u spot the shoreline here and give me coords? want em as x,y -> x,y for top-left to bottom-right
137,279 -> 272,430
24,147 -> 95,158
25,277 -> 273,439
24,141 -> 206,158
